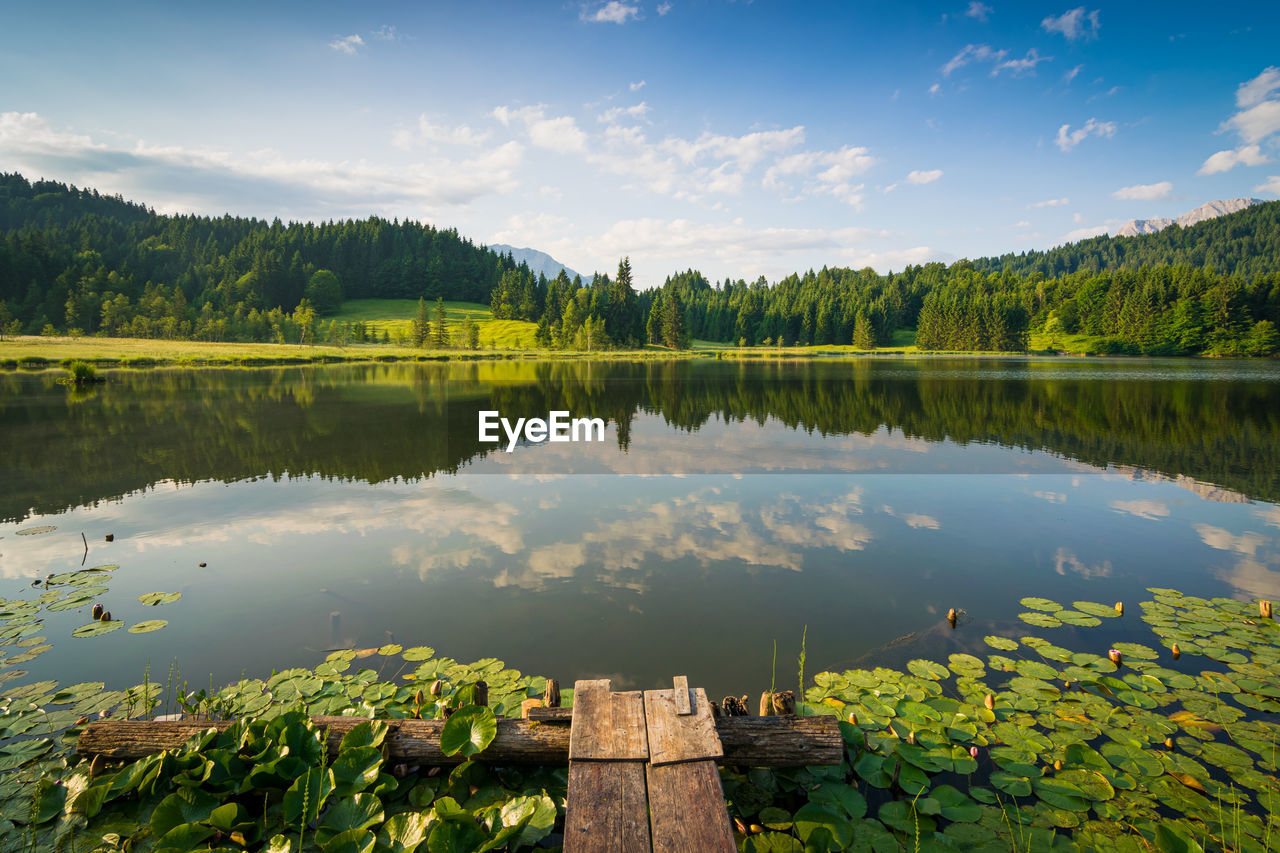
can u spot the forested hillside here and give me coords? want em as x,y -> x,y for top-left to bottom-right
1,172 -> 1278,355
0,174 -> 521,342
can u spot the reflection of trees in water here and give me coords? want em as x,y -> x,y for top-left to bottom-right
2,360 -> 1278,521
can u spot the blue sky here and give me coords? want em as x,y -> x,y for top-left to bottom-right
1,1 -> 1278,285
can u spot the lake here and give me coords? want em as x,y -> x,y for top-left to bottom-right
2,357 -> 1279,702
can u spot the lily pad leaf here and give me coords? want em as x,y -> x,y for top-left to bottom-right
72,620 -> 124,638
128,620 -> 168,634
138,591 -> 181,606
439,705 -> 497,759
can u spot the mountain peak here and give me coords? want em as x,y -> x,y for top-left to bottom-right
488,244 -> 587,282
1114,198 -> 1264,237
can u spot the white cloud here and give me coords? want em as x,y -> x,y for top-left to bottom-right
597,103 -> 650,123
657,2 -> 672,15
392,115 -> 491,149
906,169 -> 943,185
763,144 -> 876,207
993,48 -> 1051,77
329,34 -> 364,55
1197,145 -> 1268,175
1014,220 -> 1032,228
928,83 -> 941,96
1055,117 -> 1115,151
0,111 -> 524,219
942,44 -> 1007,76
965,2 -> 993,21
1030,197 -> 1069,207
630,80 -> 646,91
1112,181 -> 1172,200
492,105 -> 587,153
1222,100 -> 1280,145
1256,175 -> 1280,195
1041,7 -> 1100,40
1063,64 -> 1082,84
583,1 -> 640,23
1237,66 -> 1280,108
372,25 -> 400,41
1054,547 -> 1112,579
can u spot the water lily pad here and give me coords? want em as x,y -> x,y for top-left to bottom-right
1021,597 -> 1063,612
1020,611 -> 1062,628
138,591 -> 181,606
984,635 -> 1019,651
1056,610 -> 1103,627
128,620 -> 168,634
1073,600 -> 1122,618
907,659 -> 949,680
401,646 -> 434,661
72,620 -> 123,638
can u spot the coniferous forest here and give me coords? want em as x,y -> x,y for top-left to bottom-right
1,172 -> 1278,355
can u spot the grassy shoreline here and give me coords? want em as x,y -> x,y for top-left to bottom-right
1,334 -> 1241,372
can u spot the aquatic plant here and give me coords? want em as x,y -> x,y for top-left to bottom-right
0,580 -> 1276,850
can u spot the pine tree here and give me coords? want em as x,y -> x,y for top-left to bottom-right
852,311 -> 876,349
412,298 -> 429,347
431,298 -> 449,348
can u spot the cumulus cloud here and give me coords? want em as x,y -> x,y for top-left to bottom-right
1198,145 -> 1268,175
941,44 -> 1007,76
0,111 -> 524,220
965,2 -> 993,21
329,34 -> 364,54
630,80 -> 646,91
492,105 -> 588,153
762,144 -> 876,207
1237,66 -> 1280,108
657,2 -> 672,14
906,169 -> 943,185
1112,181 -> 1172,200
1030,197 -> 1069,207
1041,7 -> 1099,40
1055,117 -> 1115,151
583,1 -> 639,23
1257,175 -> 1280,195
1222,100 -> 1280,145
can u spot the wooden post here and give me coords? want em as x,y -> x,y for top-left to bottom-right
544,678 -> 561,708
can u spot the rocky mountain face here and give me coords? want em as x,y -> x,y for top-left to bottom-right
1114,198 -> 1264,237
488,243 -> 587,282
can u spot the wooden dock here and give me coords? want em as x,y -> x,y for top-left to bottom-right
78,675 -> 842,851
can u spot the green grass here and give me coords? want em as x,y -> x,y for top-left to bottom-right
328,299 -> 539,349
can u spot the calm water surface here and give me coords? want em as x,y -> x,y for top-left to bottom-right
2,357 -> 1278,699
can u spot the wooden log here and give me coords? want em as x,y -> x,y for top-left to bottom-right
771,690 -> 796,716
78,714 -> 843,766
758,691 -> 774,717
646,761 -> 736,852
544,678 -> 561,708
564,762 -> 650,853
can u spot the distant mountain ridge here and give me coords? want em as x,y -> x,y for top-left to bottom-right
1114,198 -> 1265,237
488,244 -> 587,282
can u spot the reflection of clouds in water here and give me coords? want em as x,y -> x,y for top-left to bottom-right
1254,505 -> 1280,529
496,487 -> 874,592
1032,491 -> 1067,503
1193,522 -> 1280,600
1108,500 -> 1170,521
0,482 -> 524,580
1213,557 -> 1280,601
1194,524 -> 1267,556
879,504 -> 941,530
1054,547 -> 1112,579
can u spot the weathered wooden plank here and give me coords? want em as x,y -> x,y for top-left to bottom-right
644,687 -> 722,766
672,675 -> 692,715
526,706 -> 574,722
646,760 -> 736,853
568,680 -> 647,761
79,713 -> 842,766
564,762 -> 651,853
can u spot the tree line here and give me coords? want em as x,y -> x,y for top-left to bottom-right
1,172 -> 1277,355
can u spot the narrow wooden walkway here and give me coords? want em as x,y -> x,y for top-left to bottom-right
563,675 -> 736,853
